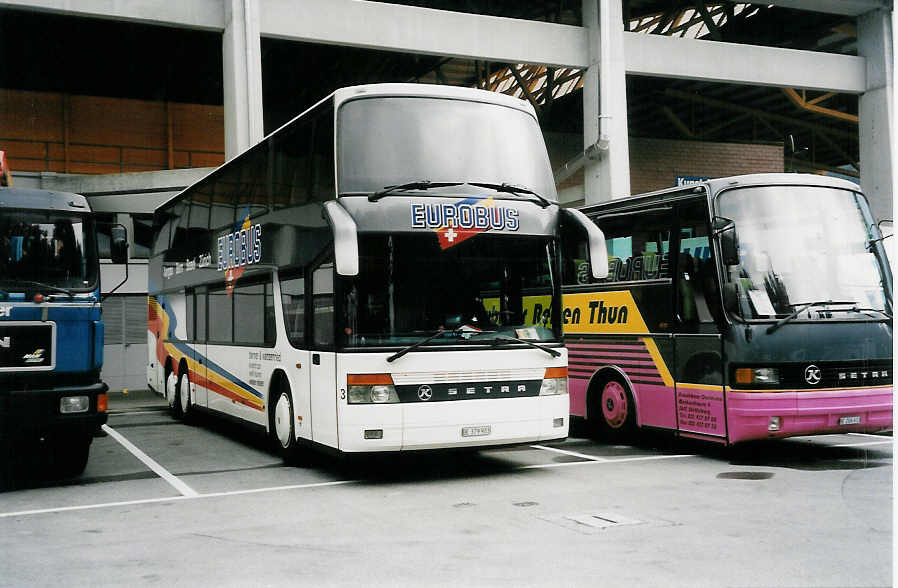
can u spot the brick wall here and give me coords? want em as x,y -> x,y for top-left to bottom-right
546,133 -> 784,203
629,137 -> 784,194
0,89 -> 225,175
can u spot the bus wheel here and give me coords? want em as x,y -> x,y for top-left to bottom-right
272,384 -> 300,464
177,368 -> 193,422
593,375 -> 636,442
166,368 -> 182,418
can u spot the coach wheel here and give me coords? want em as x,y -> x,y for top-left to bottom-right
178,368 -> 192,421
272,382 -> 300,463
165,368 -> 181,416
591,374 -> 636,442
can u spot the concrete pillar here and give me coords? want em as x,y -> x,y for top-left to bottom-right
223,0 -> 264,159
857,8 -> 893,221
582,0 -> 631,204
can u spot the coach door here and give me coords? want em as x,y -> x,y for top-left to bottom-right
309,258 -> 339,448
673,198 -> 726,440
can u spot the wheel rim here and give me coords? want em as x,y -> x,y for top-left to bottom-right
179,373 -> 190,414
166,372 -> 177,408
601,380 -> 628,429
274,392 -> 293,449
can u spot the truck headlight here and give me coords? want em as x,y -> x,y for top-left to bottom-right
60,396 -> 89,414
539,367 -> 568,396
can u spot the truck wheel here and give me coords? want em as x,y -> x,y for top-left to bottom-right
590,374 -> 637,443
52,434 -> 91,478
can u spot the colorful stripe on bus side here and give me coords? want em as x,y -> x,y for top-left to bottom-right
148,295 -> 264,411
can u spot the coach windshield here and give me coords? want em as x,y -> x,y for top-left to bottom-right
339,233 -> 559,348
337,96 -> 557,202
716,185 -> 892,320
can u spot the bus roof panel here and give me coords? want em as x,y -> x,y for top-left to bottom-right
333,83 -> 537,119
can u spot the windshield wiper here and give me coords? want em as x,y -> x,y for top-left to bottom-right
468,182 -> 553,208
0,279 -> 74,298
765,300 -> 855,334
386,327 -> 466,363
369,181 -> 465,202
487,335 -> 560,358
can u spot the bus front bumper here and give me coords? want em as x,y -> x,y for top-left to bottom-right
338,395 -> 569,452
726,386 -> 892,443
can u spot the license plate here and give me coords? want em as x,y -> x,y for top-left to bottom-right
839,416 -> 862,425
461,425 -> 491,438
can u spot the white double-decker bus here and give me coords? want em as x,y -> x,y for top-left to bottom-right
147,83 -> 606,459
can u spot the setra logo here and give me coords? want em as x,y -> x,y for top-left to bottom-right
417,385 -> 433,401
804,364 -> 822,385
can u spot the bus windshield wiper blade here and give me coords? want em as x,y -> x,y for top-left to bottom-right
766,300 -> 855,334
487,335 -> 560,357
468,182 -> 553,208
369,181 -> 464,202
0,279 -> 74,297
386,327 -> 463,363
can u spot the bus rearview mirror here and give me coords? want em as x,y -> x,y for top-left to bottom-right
563,208 -> 608,279
323,201 -> 359,276
713,216 -> 739,266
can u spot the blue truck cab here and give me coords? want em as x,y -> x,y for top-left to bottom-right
0,187 -> 117,477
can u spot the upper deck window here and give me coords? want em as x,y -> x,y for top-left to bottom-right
337,96 -> 556,201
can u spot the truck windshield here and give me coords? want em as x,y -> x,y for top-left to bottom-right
0,209 -> 98,292
337,96 -> 557,201
340,234 -> 559,347
717,185 -> 891,319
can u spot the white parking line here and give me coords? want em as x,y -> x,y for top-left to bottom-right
0,480 -> 357,519
847,432 -> 893,439
530,444 -> 608,462
521,453 -> 694,469
831,440 -> 893,448
102,424 -> 198,497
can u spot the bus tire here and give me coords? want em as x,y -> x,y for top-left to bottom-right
177,366 -> 193,423
165,363 -> 182,418
271,380 -> 301,464
590,373 -> 636,442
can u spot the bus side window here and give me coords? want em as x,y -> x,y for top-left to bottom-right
195,289 -> 207,342
312,262 -> 335,348
281,273 -> 306,348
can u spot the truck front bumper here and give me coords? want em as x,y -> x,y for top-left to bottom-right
0,381 -> 108,438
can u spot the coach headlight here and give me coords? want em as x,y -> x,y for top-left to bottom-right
734,367 -> 781,386
347,374 -> 400,404
539,367 -> 568,396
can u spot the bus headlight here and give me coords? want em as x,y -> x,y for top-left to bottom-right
347,374 -> 400,404
539,367 -> 568,396
734,367 -> 780,386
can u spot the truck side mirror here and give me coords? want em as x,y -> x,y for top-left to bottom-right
110,225 -> 129,264
712,217 -> 739,266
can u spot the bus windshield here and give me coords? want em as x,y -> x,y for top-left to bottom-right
337,96 -> 557,201
340,234 -> 558,347
0,209 -> 98,292
717,185 -> 891,319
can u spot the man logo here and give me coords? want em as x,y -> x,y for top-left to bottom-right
805,364 -> 822,385
417,385 -> 433,401
0,336 -> 9,348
